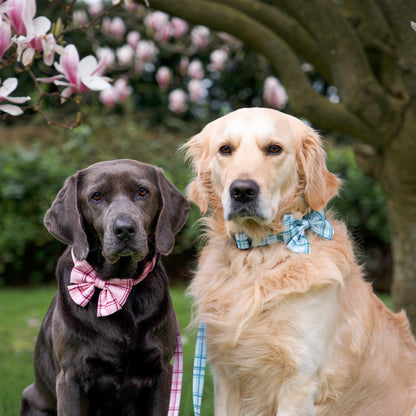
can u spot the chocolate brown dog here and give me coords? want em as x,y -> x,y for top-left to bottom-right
20,159 -> 189,416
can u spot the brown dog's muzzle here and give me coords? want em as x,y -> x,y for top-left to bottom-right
102,202 -> 149,263
113,213 -> 138,242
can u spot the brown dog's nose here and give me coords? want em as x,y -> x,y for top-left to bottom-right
230,179 -> 259,203
114,216 -> 137,241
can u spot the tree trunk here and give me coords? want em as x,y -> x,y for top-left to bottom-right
388,202 -> 416,334
380,110 -> 416,332
143,0 -> 416,332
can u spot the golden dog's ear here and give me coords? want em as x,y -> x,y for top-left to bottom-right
299,130 -> 340,211
181,132 -> 211,214
44,174 -> 89,261
186,176 -> 210,214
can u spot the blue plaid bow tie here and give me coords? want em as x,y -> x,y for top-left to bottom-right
233,209 -> 334,253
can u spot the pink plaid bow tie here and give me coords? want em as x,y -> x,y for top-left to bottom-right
68,250 -> 156,317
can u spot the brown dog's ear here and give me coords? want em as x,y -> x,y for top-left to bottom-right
44,174 -> 89,261
155,168 -> 190,256
299,130 -> 340,211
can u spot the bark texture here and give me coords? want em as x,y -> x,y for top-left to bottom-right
145,0 -> 416,330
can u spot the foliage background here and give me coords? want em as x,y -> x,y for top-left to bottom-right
0,110 -> 390,289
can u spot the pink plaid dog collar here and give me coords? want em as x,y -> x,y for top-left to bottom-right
68,250 -> 156,317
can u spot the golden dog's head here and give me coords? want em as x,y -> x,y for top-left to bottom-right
183,108 -> 339,236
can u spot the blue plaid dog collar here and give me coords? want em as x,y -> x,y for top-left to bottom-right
233,209 -> 334,253
192,210 -> 335,414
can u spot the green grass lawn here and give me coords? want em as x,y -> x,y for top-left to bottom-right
0,285 -> 394,416
0,284 -> 214,416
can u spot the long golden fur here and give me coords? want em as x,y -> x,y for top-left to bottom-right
183,108 -> 416,416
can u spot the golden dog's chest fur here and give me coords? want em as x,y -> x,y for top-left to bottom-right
190,219 -> 416,415
184,108 -> 416,416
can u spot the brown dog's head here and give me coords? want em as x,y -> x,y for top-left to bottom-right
44,159 -> 189,265
183,108 -> 339,235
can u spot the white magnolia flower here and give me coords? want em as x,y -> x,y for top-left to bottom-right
0,77 -> 30,115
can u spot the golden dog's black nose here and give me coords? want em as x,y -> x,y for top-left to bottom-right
230,179 -> 259,203
114,215 -> 137,241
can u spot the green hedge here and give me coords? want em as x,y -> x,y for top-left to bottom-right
327,146 -> 389,243
0,117 -> 388,285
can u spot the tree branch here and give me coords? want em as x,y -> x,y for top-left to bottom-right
376,0 -> 416,109
274,0 -> 407,141
207,0 -> 332,82
145,0 -> 376,141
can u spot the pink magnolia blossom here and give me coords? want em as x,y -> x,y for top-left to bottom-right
144,11 -> 172,42
5,0 -> 36,36
144,11 -> 169,32
171,17 -> 188,38
188,79 -> 207,103
127,31 -> 140,49
8,0 -> 60,66
188,60 -> 204,80
88,1 -> 103,17
155,66 -> 172,89
155,23 -> 172,42
110,17 -> 126,41
102,17 -> 111,35
263,76 -> 288,110
15,29 -> 61,66
72,10 -> 88,26
191,25 -> 210,49
0,19 -> 12,61
99,78 -> 132,108
39,44 -> 111,101
209,49 -> 228,71
0,77 -> 30,115
116,44 -> 134,66
111,0 -> 134,8
412,21 -> 416,32
95,47 -> 115,70
99,86 -> 117,108
136,39 -> 158,62
169,89 -> 187,113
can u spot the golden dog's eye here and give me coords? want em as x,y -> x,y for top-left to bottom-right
267,144 -> 282,154
137,188 -> 149,197
219,145 -> 232,155
91,192 -> 102,201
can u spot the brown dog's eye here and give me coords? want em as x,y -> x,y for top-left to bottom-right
137,188 -> 149,197
91,192 -> 102,201
266,144 -> 282,155
219,145 -> 232,155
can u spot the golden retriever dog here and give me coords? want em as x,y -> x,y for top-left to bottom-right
183,108 -> 416,416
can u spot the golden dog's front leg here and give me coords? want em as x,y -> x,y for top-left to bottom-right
213,370 -> 245,416
276,376 -> 318,416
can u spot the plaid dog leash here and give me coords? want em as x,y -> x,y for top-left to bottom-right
192,209 -> 334,414
193,321 -> 207,416
168,314 -> 183,416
